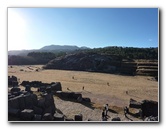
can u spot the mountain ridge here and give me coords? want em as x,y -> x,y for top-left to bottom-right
8,45 -> 90,56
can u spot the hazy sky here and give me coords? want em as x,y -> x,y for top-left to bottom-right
8,8 -> 158,50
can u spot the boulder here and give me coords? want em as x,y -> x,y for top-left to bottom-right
12,81 -> 19,87
44,93 -> 55,107
129,98 -> 142,109
38,98 -> 46,109
73,93 -> 82,100
43,105 -> 56,115
17,95 -> 26,110
11,87 -> 21,93
8,108 -> 20,117
54,112 -> 65,121
25,85 -> 31,92
33,106 -> 43,115
74,114 -> 83,121
141,100 -> 158,117
8,97 -> 20,109
42,113 -> 53,121
21,81 -> 30,86
39,86 -> 46,92
144,116 -> 158,121
24,94 -> 33,109
46,86 -> 52,94
12,75 -> 17,81
20,109 -> 34,121
82,98 -> 91,103
51,82 -> 62,91
33,114 -> 42,121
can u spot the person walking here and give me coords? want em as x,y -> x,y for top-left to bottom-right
124,106 -> 129,117
105,104 -> 109,116
102,109 -> 106,121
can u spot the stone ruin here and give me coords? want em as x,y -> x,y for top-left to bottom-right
8,75 -> 19,87
8,77 -> 89,121
129,98 -> 158,121
8,90 -> 57,121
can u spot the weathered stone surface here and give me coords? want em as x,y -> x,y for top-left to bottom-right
38,98 -> 46,109
51,82 -> 62,91
46,86 -> 52,94
11,87 -> 21,93
43,105 -> 56,115
17,95 -> 26,110
74,114 -> 83,121
141,100 -> 158,117
54,112 -> 64,121
43,52 -> 119,74
33,114 -> 42,121
44,93 -> 55,107
12,81 -> 19,87
73,93 -> 82,100
20,109 -> 34,121
21,81 -> 30,86
82,98 -> 91,103
33,106 -> 43,115
8,108 -> 20,117
129,98 -> 141,109
111,117 -> 121,121
25,85 -> 31,92
42,113 -> 53,121
8,97 -> 20,109
24,96 -> 33,109
144,116 -> 158,121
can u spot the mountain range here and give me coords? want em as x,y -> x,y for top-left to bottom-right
8,45 -> 90,56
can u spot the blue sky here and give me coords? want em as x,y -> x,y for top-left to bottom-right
8,8 -> 158,50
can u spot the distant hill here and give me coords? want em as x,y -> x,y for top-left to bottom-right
8,45 -> 90,56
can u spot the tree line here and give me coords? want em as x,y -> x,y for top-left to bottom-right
86,46 -> 158,60
8,47 -> 158,65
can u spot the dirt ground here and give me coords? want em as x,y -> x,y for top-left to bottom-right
8,65 -> 158,121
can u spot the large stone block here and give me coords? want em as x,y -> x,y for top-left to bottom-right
54,112 -> 64,121
20,109 -> 34,121
8,108 -> 20,117
74,114 -> 83,121
33,114 -> 42,121
43,105 -> 56,115
17,95 -> 26,110
38,98 -> 46,109
24,94 -> 34,109
51,82 -> 62,91
33,106 -> 43,115
25,85 -> 31,92
42,113 -> 53,121
8,97 -> 20,109
11,87 -> 21,93
141,100 -> 158,117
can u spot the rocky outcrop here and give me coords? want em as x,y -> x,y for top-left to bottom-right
43,52 -> 121,73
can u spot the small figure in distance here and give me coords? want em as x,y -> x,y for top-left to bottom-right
124,106 -> 129,117
102,109 -> 106,121
82,86 -> 84,90
105,104 -> 109,116
126,91 -> 128,94
67,87 -> 69,90
72,76 -> 74,79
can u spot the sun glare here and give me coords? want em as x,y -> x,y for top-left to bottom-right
8,10 -> 27,50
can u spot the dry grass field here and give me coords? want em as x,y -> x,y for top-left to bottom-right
8,65 -> 158,121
